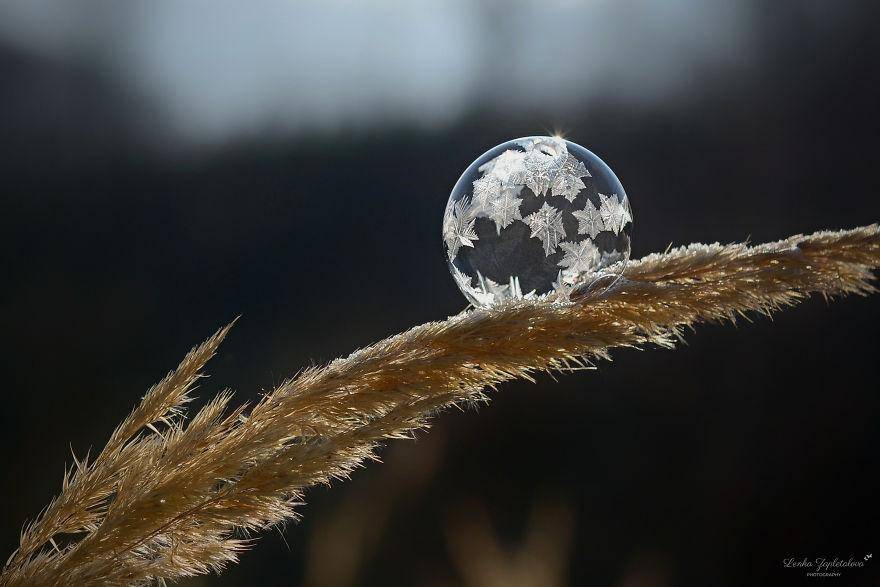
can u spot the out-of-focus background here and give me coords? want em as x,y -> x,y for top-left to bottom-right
1,1 -> 879,585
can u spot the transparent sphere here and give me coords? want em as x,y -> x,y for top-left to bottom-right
443,136 -> 632,307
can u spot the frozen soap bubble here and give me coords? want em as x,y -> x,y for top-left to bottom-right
443,136 -> 632,307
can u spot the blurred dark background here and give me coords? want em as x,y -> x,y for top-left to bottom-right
1,1 -> 878,585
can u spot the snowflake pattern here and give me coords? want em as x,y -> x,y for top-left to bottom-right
523,202 -> 566,256
487,188 -> 524,234
598,193 -> 631,234
557,239 -> 601,274
471,174 -> 501,213
572,199 -> 604,238
443,198 -> 478,260
450,263 -> 474,293
550,154 -> 591,202
522,149 -> 558,197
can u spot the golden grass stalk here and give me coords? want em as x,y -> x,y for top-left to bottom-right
1,225 -> 878,586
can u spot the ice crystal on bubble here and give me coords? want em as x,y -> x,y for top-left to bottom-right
598,193 -> 631,235
551,154 -> 591,202
558,240 -> 601,274
572,199 -> 604,238
524,202 -> 567,257
487,189 -> 524,234
442,198 -> 478,261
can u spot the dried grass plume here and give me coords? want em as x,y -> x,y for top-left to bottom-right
1,224 -> 879,586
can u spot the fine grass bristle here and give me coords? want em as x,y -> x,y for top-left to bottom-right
1,225 -> 878,586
